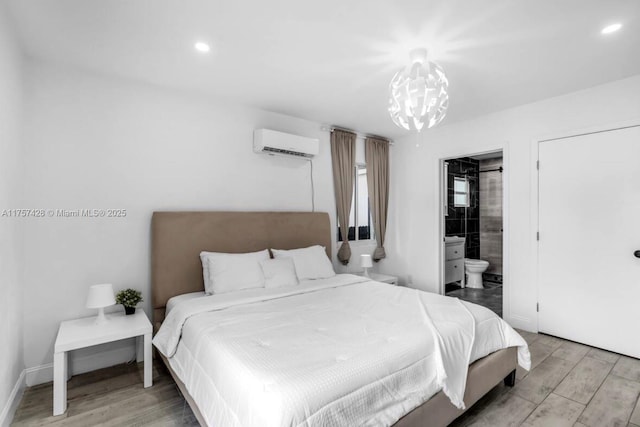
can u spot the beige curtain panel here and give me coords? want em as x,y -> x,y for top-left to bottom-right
365,137 -> 390,261
330,129 -> 357,264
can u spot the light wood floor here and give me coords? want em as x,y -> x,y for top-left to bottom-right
452,330 -> 640,427
12,362 -> 198,426
12,330 -> 640,427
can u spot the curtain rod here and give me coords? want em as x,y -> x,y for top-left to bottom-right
320,125 -> 395,145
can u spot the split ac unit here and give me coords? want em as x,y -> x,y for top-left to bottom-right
253,129 -> 319,159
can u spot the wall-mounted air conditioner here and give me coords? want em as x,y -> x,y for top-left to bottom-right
253,129 -> 319,159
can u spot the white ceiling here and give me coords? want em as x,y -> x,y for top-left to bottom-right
7,0 -> 640,138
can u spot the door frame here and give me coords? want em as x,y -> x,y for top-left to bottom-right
531,118 -> 640,333
438,147 -> 509,317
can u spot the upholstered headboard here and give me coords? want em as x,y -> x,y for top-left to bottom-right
151,211 -> 331,328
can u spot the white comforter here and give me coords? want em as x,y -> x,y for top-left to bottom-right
153,274 -> 530,427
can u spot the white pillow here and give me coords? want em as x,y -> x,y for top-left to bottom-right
260,258 -> 299,289
271,245 -> 336,280
200,249 -> 270,294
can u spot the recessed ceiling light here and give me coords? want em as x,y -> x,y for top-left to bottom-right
601,23 -> 622,34
194,42 -> 210,53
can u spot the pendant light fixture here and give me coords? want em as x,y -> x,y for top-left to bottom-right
388,48 -> 449,132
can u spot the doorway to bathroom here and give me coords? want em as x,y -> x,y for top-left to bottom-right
440,150 -> 504,317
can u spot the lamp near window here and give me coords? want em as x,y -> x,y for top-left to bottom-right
86,283 -> 116,325
361,254 -> 373,278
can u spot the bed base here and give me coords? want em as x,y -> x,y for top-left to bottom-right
394,346 -> 517,427
159,346 -> 517,427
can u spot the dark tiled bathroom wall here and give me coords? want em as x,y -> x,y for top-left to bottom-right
445,157 -> 480,259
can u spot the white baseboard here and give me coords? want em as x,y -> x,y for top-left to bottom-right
0,370 -> 25,427
25,363 -> 54,387
26,343 -> 136,386
506,314 -> 537,333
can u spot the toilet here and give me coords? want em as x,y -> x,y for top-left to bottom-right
464,258 -> 489,289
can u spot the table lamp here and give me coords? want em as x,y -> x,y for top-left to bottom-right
361,254 -> 373,278
86,283 -> 115,324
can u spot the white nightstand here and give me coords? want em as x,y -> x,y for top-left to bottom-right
53,310 -> 152,416
360,272 -> 399,285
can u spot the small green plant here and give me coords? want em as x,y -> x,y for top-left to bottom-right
115,288 -> 143,308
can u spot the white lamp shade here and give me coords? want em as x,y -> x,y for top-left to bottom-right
361,254 -> 373,269
86,283 -> 116,309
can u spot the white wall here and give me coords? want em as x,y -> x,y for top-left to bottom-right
382,74 -> 640,332
20,61 -> 342,384
0,3 -> 25,424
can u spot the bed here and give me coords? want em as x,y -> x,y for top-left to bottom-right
151,211 -> 530,427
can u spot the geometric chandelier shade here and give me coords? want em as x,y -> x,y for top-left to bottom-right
388,48 -> 449,132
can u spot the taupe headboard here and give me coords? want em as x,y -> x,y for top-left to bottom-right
151,211 -> 331,328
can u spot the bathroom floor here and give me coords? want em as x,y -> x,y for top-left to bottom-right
446,280 -> 503,317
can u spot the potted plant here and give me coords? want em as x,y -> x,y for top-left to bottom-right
115,289 -> 143,315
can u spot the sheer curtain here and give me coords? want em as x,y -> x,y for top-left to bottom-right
330,129 -> 356,264
365,137 -> 390,261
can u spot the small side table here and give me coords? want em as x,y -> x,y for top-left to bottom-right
360,272 -> 399,285
53,310 -> 152,416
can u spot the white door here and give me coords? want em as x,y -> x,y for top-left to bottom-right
538,125 -> 640,358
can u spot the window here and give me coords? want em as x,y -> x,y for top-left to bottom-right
453,176 -> 469,207
338,164 -> 373,241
